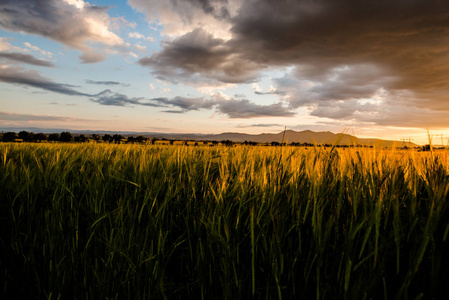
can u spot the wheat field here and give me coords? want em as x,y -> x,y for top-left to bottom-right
1,143 -> 449,299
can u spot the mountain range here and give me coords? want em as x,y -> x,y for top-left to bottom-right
186,130 -> 417,147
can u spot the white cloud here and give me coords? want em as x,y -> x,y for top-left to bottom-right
128,32 -> 155,42
252,83 -> 261,92
129,32 -> 145,39
24,42 -> 53,57
128,0 -> 242,39
135,44 -> 147,51
63,0 -> 85,9
111,16 -> 137,30
0,0 -> 124,63
0,37 -> 24,52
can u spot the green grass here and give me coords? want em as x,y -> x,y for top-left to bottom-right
1,143 -> 449,299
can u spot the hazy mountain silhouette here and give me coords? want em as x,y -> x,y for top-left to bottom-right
200,130 -> 416,147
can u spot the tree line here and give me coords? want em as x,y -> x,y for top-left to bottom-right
0,131 -> 150,144
1,131 -> 413,149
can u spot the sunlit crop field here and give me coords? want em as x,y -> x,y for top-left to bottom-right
1,143 -> 449,299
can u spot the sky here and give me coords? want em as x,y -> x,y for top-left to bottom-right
1,0 -> 449,145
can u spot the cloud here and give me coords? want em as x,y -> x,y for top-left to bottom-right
90,89 -> 161,107
86,79 -> 129,86
0,0 -> 124,63
128,0 -> 239,38
150,93 -> 294,118
0,52 -> 54,67
238,123 -> 284,128
111,16 -> 137,30
254,90 -> 287,96
0,37 -> 23,52
152,96 -> 215,111
131,0 -> 449,128
234,1 -> 449,107
79,50 -> 108,64
161,110 -> 184,114
268,64 -> 396,107
138,27 -> 262,85
128,32 -> 155,42
0,38 -> 54,67
0,63 -> 295,119
215,98 -> 295,118
0,111 -> 95,122
134,44 -> 147,52
23,42 -> 53,57
89,88 -> 295,118
0,67 -> 90,96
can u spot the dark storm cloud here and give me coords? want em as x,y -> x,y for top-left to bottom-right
232,0 -> 449,108
0,68 -> 91,96
138,0 -> 449,117
230,0 -> 449,63
186,0 -> 231,20
138,28 -> 261,84
0,52 -> 54,67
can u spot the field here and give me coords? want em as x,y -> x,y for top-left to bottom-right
1,143 -> 449,299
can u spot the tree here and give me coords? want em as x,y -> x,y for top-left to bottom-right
102,134 -> 112,143
422,145 -> 431,152
74,134 -> 87,143
19,131 -> 34,142
60,132 -> 72,142
222,140 -> 233,147
48,133 -> 60,142
112,134 -> 123,144
34,133 -> 47,142
2,132 -> 17,142
136,136 -> 147,143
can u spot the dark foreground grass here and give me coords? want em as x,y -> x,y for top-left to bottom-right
1,143 -> 449,299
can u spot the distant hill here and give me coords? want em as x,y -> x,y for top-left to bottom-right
196,130 -> 417,147
0,127 -> 418,147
